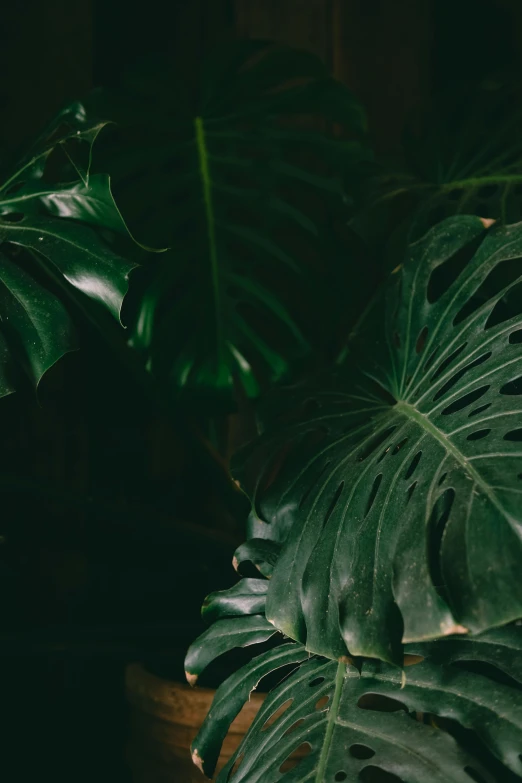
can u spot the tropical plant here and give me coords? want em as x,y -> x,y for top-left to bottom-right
356,76 -> 522,257
87,41 -> 371,412
0,101 -> 137,398
186,214 -> 522,781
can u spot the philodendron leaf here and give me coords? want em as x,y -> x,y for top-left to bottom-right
0,215 -> 135,323
184,615 -> 278,686
215,628 -> 522,783
235,216 -> 522,663
0,174 -> 165,252
0,252 -> 77,397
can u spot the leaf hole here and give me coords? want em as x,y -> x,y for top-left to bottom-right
500,377 -> 522,395
453,257 -> 522,327
284,719 -> 305,736
392,438 -> 409,455
433,353 -> 491,402
403,654 -> 424,666
504,428 -> 522,441
357,427 -> 396,463
430,343 -> 467,382
261,698 -> 293,731
509,329 -> 522,344
438,472 -> 447,485
407,481 -> 418,503
323,482 -> 344,529
405,451 -> 422,480
467,429 -> 491,441
350,744 -> 376,760
227,753 -> 244,781
415,326 -> 429,354
359,766 -> 404,782
427,236 -> 481,304
3,182 -> 24,197
468,402 -> 491,417
423,345 -> 440,372
309,676 -> 325,687
335,773 -> 348,782
0,212 -> 25,223
279,742 -> 311,773
315,695 -> 329,711
441,385 -> 490,415
365,474 -> 383,517
428,488 -> 455,595
357,694 -> 408,713
486,280 -> 522,330
299,461 -> 332,510
464,767 -> 488,783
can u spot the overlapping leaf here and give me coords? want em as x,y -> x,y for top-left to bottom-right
234,215 -> 522,663
88,42 -> 369,409
214,628 -> 522,783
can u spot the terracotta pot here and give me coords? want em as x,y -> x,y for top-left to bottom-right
125,663 -> 264,782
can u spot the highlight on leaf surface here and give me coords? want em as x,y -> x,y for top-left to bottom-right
234,215 -> 522,664
0,102 -> 137,399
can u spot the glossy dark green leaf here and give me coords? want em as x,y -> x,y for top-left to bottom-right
235,216 -> 522,663
233,539 -> 282,579
0,174 -> 165,253
191,642 -> 308,777
184,615 -> 278,686
407,624 -> 522,684
0,215 -> 135,323
201,578 -> 268,624
217,639 -> 522,783
0,252 -> 76,397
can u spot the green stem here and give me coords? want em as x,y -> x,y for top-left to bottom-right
440,174 -> 522,192
315,661 -> 346,782
194,116 -> 224,364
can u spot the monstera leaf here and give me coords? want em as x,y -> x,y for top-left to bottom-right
234,215 -> 522,664
88,42 -> 368,408
0,102 -> 137,397
186,570 -> 522,782
357,76 -> 522,255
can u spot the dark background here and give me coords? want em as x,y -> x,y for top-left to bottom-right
0,1 -> 521,781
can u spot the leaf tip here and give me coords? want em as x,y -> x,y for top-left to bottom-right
192,748 -> 205,775
479,217 -> 496,229
232,555 -> 239,572
185,670 -> 198,687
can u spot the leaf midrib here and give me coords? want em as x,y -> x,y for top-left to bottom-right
314,661 -> 346,783
395,400 -> 510,521
195,116 -> 224,364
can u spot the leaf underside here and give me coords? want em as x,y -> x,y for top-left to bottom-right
235,216 -> 522,663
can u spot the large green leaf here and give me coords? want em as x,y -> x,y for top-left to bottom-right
213,629 -> 522,783
0,104 -> 137,398
235,216 -> 522,663
88,42 -> 369,409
